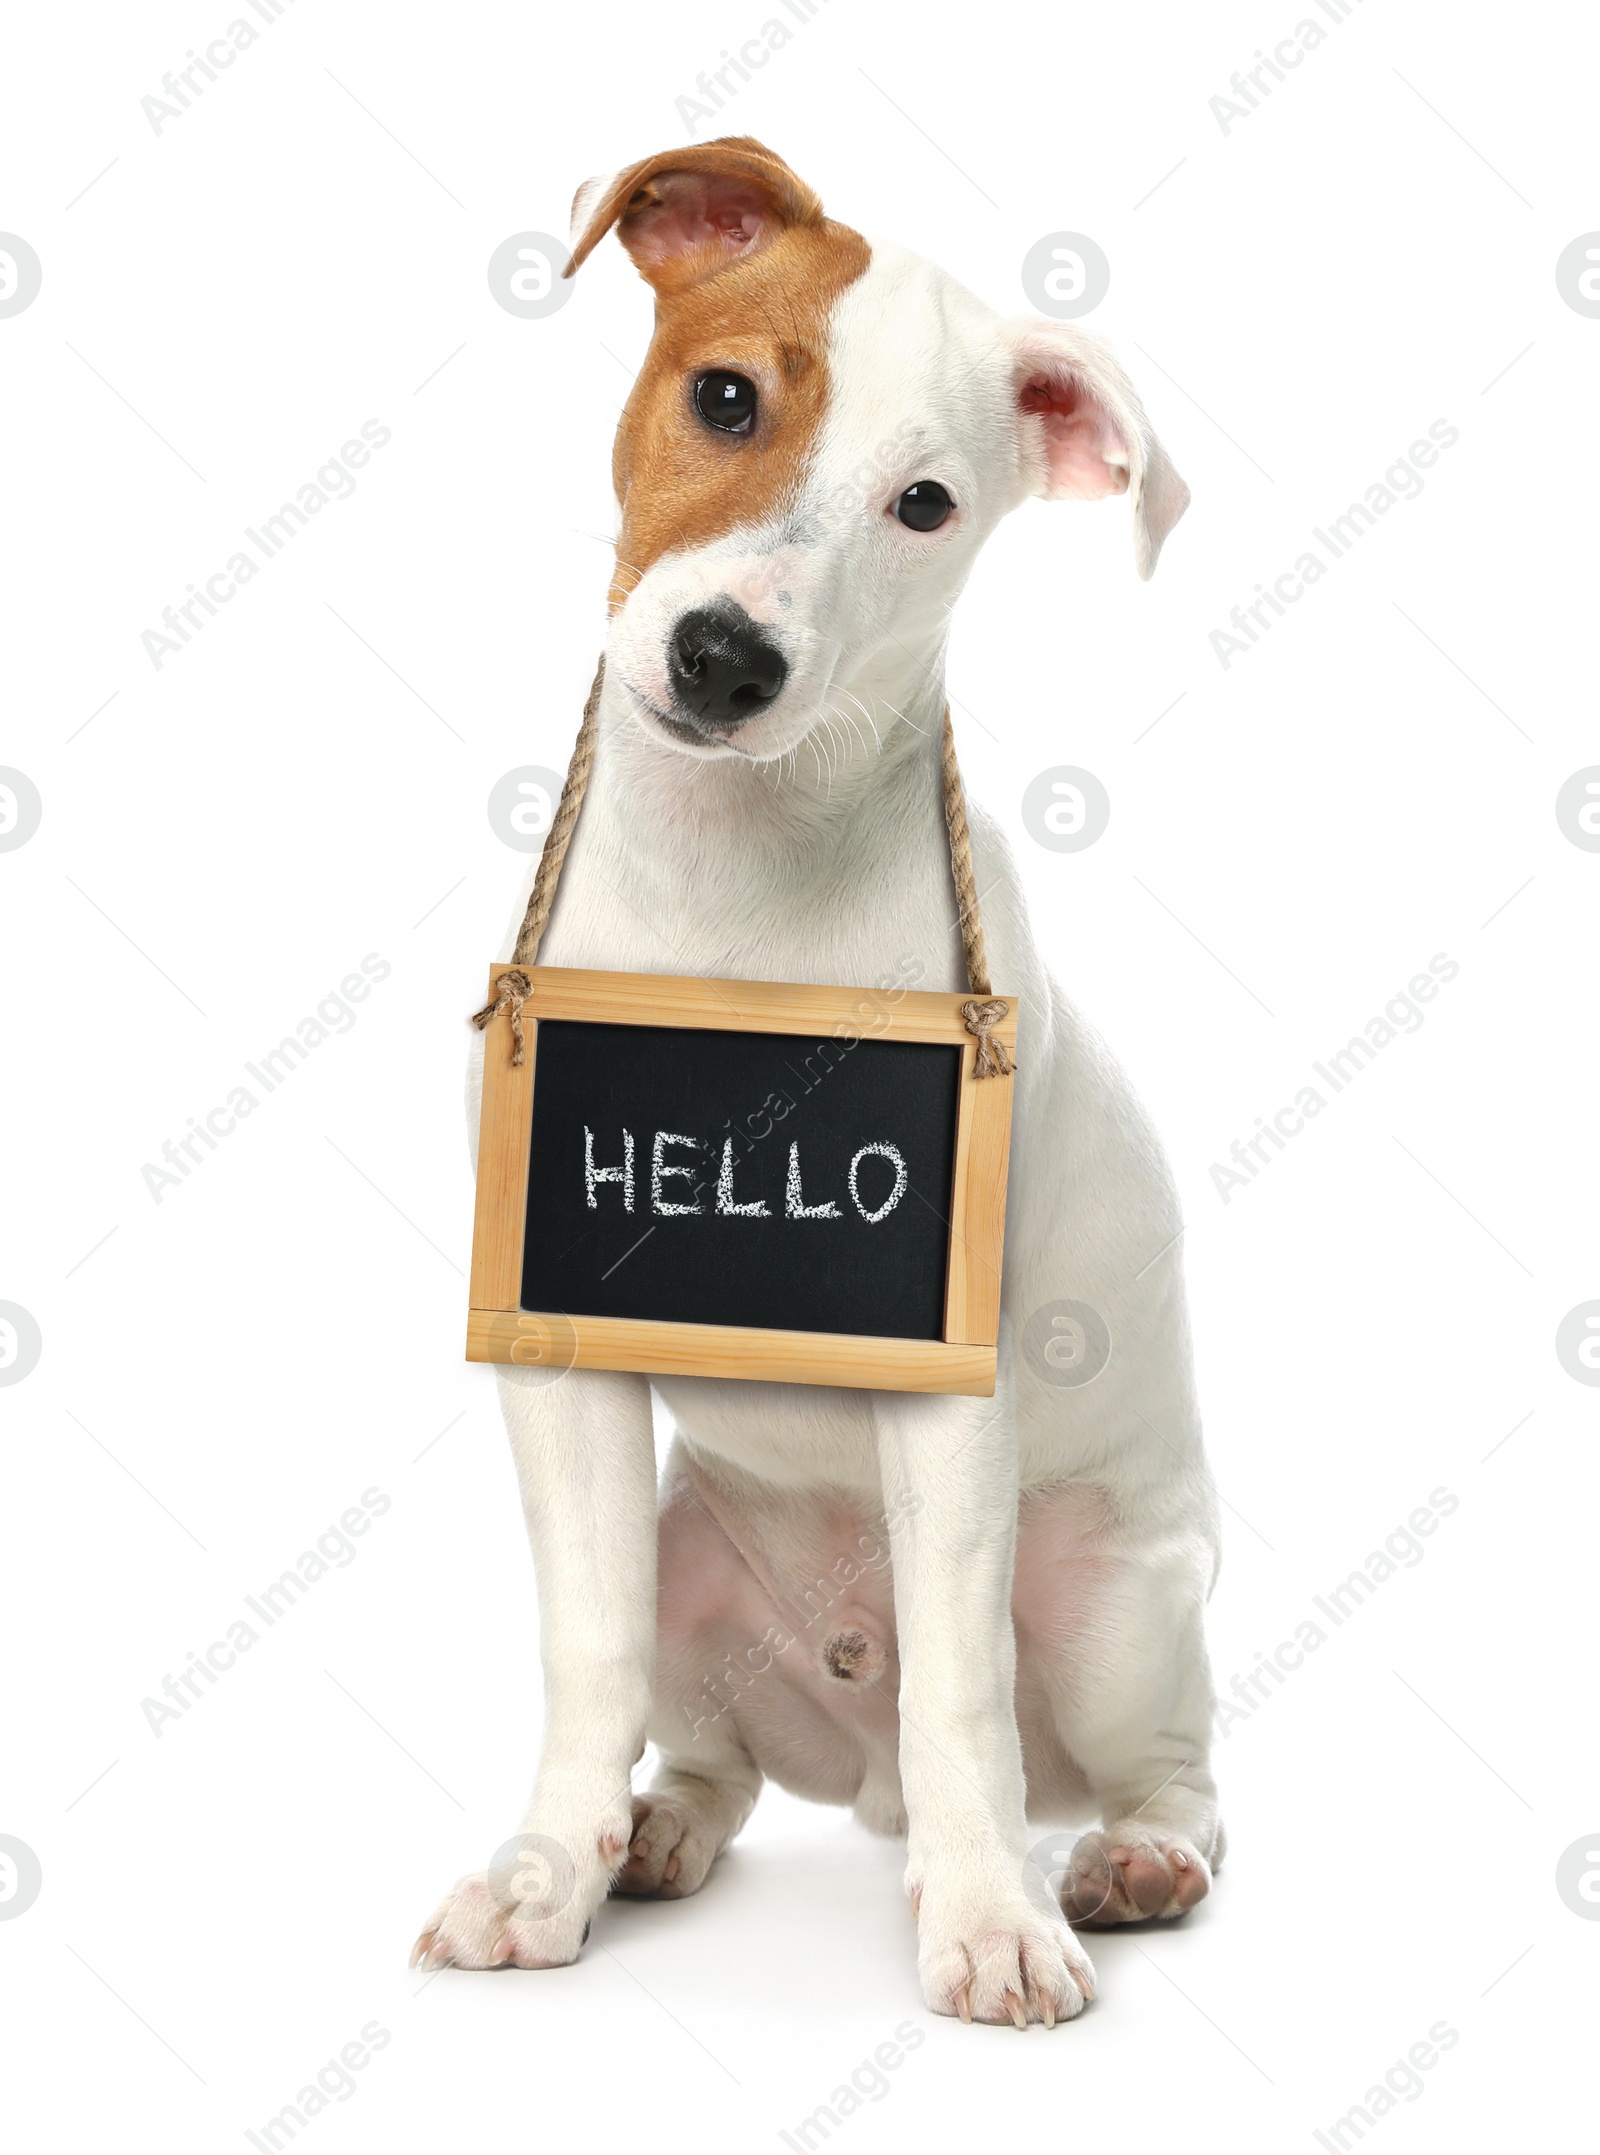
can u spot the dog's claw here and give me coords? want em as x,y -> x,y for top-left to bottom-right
1039,1993 -> 1057,2030
955,1984 -> 972,2025
1004,1989 -> 1027,2030
409,1931 -> 437,1970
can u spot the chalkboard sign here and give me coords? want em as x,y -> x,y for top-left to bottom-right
467,968 -> 1018,1394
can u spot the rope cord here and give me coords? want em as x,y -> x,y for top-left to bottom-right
473,664 -> 1013,1075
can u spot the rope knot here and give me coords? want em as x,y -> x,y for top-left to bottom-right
472,967 -> 533,1066
961,997 -> 1014,1079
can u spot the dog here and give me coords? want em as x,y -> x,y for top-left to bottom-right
415,137 -> 1222,2027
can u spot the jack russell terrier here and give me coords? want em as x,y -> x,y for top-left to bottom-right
415,137 -> 1222,2028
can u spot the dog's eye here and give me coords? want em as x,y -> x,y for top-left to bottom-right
895,481 -> 954,531
694,371 -> 758,434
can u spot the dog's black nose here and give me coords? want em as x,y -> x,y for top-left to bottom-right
667,603 -> 788,733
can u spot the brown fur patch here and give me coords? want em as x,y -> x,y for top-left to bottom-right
563,139 -> 870,609
607,218 -> 871,611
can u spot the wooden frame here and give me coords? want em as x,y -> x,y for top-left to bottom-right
466,965 -> 1018,1396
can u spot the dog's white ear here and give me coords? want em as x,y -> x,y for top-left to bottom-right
566,137 -> 823,294
1004,320 -> 1189,578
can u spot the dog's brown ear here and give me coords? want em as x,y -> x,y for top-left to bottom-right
1004,320 -> 1190,579
565,137 -> 823,293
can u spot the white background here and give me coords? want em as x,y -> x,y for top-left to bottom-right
3,0 -> 1596,2147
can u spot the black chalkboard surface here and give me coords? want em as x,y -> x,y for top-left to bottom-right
520,1019 -> 962,1340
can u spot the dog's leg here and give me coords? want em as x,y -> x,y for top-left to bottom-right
411,1364 -> 657,1970
1049,1569 -> 1224,1928
875,1379 -> 1097,2027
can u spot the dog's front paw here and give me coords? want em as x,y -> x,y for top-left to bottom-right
1059,1827 -> 1212,1926
913,1880 -> 1096,2027
411,1815 -> 630,1971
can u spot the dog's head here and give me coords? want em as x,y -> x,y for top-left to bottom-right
567,137 -> 1188,761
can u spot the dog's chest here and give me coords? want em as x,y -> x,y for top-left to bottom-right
536,753 -> 967,998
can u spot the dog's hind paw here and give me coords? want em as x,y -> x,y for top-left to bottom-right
610,1792 -> 721,1900
1059,1827 -> 1213,1927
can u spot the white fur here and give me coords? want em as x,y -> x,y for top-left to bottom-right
417,243 -> 1223,2023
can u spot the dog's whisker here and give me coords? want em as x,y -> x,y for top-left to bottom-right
876,693 -> 924,740
824,718 -> 847,795
855,697 -> 886,754
828,705 -> 863,763
828,693 -> 875,762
